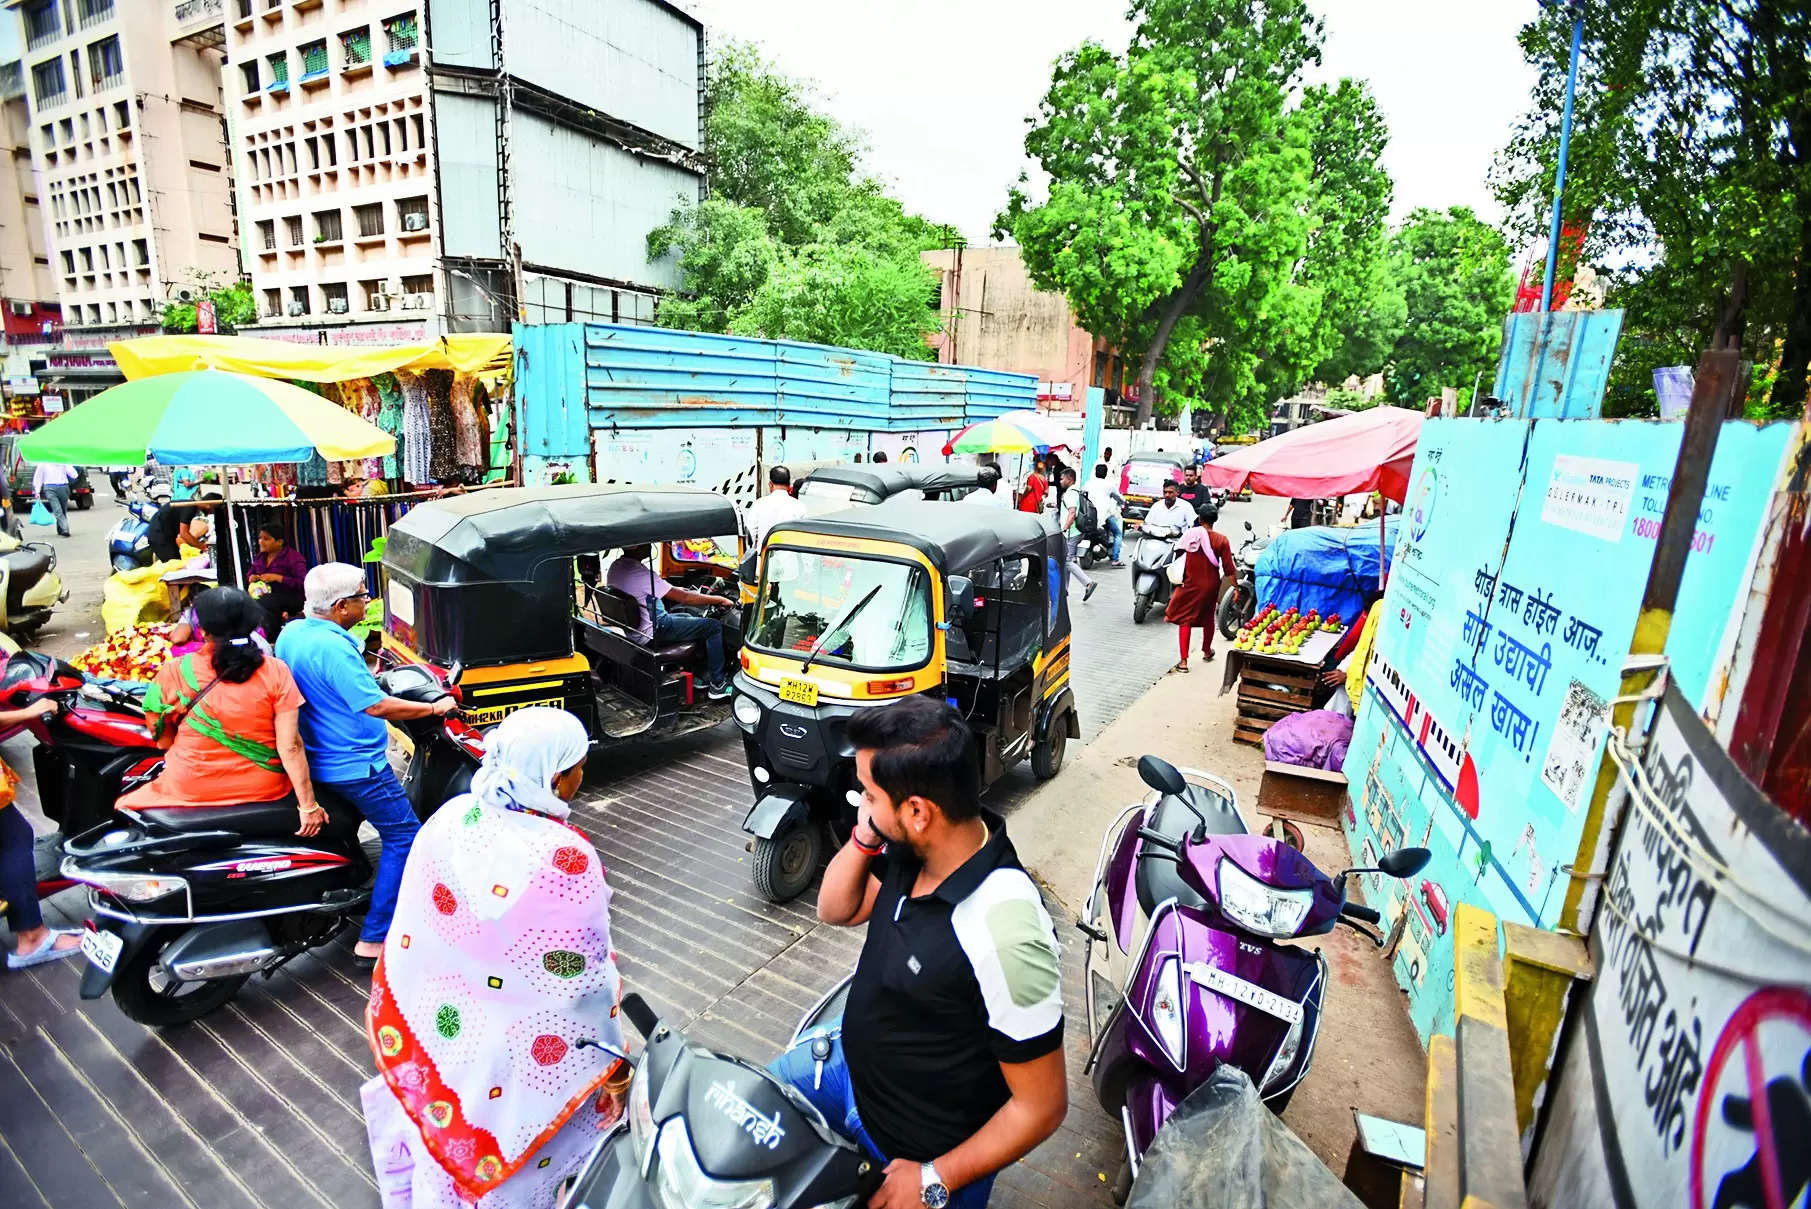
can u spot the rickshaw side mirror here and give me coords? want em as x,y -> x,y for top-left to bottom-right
948,575 -> 976,622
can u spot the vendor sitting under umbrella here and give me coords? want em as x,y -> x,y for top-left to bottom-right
248,522 -> 308,636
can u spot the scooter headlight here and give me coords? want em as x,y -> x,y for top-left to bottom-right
1149,956 -> 1185,1069
627,1060 -> 655,1172
731,694 -> 762,728
650,1116 -> 775,1209
1215,858 -> 1313,938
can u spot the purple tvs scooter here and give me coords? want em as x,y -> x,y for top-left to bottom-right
1078,755 -> 1429,1197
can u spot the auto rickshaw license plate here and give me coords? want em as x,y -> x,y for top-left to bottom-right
778,678 -> 818,706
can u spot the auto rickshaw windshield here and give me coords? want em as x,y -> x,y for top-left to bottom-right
751,550 -> 934,672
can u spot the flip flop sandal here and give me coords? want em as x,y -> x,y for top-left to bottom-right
1170,662 -> 1190,674
7,930 -> 82,970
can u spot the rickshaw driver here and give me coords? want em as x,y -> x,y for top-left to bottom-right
605,544 -> 738,699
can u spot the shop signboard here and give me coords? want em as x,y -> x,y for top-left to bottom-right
1526,682 -> 1811,1209
1343,417 -> 1794,1039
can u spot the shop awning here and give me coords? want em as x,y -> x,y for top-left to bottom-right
1200,406 -> 1424,502
109,333 -> 513,389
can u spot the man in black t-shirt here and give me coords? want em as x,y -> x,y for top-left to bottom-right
143,485 -> 223,561
773,697 -> 1066,1209
1176,463 -> 1212,512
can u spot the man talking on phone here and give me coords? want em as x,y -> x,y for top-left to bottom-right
773,697 -> 1066,1208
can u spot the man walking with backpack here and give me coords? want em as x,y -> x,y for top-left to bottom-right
1055,468 -> 1098,603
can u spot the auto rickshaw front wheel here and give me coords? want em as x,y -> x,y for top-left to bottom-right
753,822 -> 823,903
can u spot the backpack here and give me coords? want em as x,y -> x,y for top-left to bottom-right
1074,488 -> 1100,536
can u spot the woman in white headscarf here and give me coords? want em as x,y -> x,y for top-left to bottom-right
362,708 -> 628,1209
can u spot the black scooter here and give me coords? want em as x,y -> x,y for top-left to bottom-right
61,666 -> 480,1026
1216,521 -> 1269,639
562,982 -> 882,1209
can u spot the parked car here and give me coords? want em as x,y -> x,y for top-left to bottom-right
0,435 -> 94,510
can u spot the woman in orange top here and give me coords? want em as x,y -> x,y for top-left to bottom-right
121,588 -> 324,835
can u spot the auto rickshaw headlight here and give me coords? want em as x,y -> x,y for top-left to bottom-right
732,694 -> 761,728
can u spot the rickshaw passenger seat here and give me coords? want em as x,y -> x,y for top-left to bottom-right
585,588 -> 704,668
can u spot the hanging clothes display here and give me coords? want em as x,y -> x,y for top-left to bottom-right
450,376 -> 484,474
399,371 -> 433,485
334,379 -> 387,481
423,369 -> 459,481
374,372 -> 405,481
291,380 -> 332,487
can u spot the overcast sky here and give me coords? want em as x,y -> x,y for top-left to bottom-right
687,0 -> 1542,251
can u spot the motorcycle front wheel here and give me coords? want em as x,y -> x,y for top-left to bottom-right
1217,582 -> 1252,639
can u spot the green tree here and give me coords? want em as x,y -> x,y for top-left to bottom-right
1492,1 -> 1809,416
159,278 -> 257,333
646,42 -> 950,356
998,0 -> 1323,423
729,244 -> 940,360
1384,207 -> 1515,404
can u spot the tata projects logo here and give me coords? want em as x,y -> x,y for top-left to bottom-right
1409,467 -> 1439,542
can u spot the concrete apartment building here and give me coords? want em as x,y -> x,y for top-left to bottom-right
224,0 -> 705,342
922,246 -> 1131,415
8,0 -> 237,331
0,51 -> 61,348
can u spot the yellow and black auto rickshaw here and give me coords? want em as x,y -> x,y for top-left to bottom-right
732,500 -> 1080,901
380,484 -> 744,746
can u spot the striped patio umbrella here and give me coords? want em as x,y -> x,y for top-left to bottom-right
941,409 -> 1076,456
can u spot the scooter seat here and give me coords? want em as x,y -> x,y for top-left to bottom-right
1133,787 -> 1246,917
135,795 -> 301,838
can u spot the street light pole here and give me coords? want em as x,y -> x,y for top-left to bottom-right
1540,1 -> 1586,313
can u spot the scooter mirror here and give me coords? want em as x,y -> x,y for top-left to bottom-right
1136,755 -> 1189,797
1379,847 -> 1431,879
1244,521 -> 1254,531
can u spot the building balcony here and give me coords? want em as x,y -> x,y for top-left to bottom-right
299,68 -> 330,90
267,79 -> 289,95
171,0 -> 226,49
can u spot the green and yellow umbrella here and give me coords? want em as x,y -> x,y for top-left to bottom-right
18,370 -> 393,466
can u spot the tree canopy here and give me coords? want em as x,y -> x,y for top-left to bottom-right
1384,207 -> 1516,405
1492,0 -> 1809,417
646,43 -> 948,357
159,279 -> 256,334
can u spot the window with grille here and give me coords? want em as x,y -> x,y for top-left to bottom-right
87,35 -> 122,91
288,286 -> 310,316
401,274 -> 432,296
353,203 -> 384,238
341,27 -> 371,68
264,289 -> 280,316
383,14 -> 418,61
285,215 -> 303,246
313,209 -> 342,242
300,41 -> 328,79
24,3 -> 59,49
322,282 -> 348,313
31,60 -> 66,108
256,220 -> 274,250
361,279 -> 384,308
267,53 -> 288,88
76,0 -> 113,28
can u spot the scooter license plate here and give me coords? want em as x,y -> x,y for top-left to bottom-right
1184,961 -> 1304,1025
81,928 -> 123,974
778,678 -> 818,707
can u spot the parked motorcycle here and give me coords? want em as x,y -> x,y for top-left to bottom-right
106,483 -> 171,573
61,664 -> 481,1026
0,530 -> 68,639
1129,524 -> 1183,624
561,982 -> 884,1209
0,649 -> 158,909
1078,755 -> 1429,1197
1215,522 -> 1269,640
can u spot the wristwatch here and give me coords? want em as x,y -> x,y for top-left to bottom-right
920,1161 -> 949,1209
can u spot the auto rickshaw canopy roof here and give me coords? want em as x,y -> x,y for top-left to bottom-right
385,484 -> 739,585
797,463 -> 991,501
767,499 -> 1059,573
1124,449 -> 1192,466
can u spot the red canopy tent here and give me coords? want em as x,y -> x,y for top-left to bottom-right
1199,406 -> 1425,502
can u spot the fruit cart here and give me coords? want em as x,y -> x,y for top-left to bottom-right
1217,604 -> 1347,745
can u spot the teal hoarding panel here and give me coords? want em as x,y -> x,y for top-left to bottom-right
1343,416 -> 1794,1040
1493,310 -> 1626,419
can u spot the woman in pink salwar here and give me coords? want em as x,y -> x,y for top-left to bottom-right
363,708 -> 628,1209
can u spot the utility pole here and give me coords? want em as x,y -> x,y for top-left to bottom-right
1539,0 -> 1586,313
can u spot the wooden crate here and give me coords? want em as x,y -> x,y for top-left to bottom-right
1232,654 -> 1318,746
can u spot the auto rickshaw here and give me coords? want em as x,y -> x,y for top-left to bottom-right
380,484 -> 745,745
732,500 -> 1081,901
1119,450 -> 1191,521
792,463 -> 991,516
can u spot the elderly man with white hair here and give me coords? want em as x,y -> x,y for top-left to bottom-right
275,562 -> 457,962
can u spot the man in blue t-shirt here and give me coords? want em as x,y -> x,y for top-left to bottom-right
276,562 -> 456,961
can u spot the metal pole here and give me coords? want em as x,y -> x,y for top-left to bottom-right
1540,6 -> 1585,313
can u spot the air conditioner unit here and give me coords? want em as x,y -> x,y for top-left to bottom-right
327,297 -> 348,314
285,301 -> 305,316
370,294 -> 389,312
407,292 -> 433,310
401,211 -> 427,232
8,302 -> 31,317
176,288 -> 194,303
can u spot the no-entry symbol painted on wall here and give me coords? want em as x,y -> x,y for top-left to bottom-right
1691,987 -> 1811,1209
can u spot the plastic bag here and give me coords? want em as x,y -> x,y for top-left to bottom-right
28,501 -> 53,527
1262,709 -> 1355,771
100,559 -> 188,633
1127,1067 -> 1365,1209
